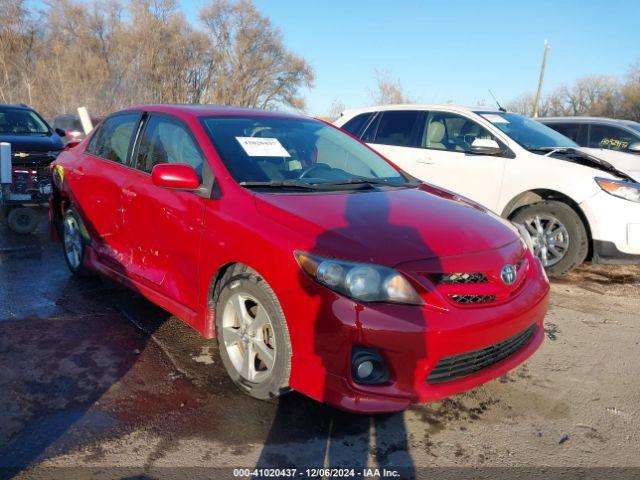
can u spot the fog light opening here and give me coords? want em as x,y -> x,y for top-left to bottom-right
351,347 -> 389,385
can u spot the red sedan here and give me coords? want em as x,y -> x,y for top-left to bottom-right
50,105 -> 549,413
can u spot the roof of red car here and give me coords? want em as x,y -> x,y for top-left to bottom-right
124,104 -> 307,120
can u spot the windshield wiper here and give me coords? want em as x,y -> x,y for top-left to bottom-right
528,147 -> 635,182
239,180 -> 322,190
315,178 -> 417,188
240,178 -> 417,191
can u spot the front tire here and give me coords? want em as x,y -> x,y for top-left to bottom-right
62,208 -> 91,276
511,200 -> 588,277
215,266 -> 292,400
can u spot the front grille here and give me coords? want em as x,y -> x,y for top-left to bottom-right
449,294 -> 497,304
13,151 -> 53,161
432,272 -> 488,284
9,162 -> 52,200
427,324 -> 537,384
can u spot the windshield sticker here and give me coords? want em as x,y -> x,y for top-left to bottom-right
482,114 -> 509,124
236,137 -> 291,157
599,138 -> 629,150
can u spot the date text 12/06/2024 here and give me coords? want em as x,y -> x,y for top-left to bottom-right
233,468 -> 402,478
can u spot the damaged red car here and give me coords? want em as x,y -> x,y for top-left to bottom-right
50,105 -> 549,413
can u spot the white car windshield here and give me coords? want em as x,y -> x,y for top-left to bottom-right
477,112 -> 578,151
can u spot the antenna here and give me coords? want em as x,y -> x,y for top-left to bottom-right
488,90 -> 506,113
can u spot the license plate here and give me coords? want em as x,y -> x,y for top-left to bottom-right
9,193 -> 33,201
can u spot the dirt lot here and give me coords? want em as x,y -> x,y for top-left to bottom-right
1,214 -> 639,479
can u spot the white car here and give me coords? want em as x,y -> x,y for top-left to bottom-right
334,105 -> 640,276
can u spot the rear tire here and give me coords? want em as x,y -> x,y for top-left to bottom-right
62,208 -> 91,276
511,200 -> 588,277
7,207 -> 39,234
214,265 -> 292,400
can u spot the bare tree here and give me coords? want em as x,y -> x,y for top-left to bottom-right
368,69 -> 413,105
620,61 -> 640,122
0,0 -> 39,104
199,0 -> 313,110
506,93 -> 536,116
321,98 -> 345,121
508,73 -> 632,119
0,0 -> 314,117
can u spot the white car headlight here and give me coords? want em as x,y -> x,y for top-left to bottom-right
595,177 -> 640,203
295,252 -> 423,305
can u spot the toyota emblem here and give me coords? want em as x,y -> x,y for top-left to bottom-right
500,264 -> 517,285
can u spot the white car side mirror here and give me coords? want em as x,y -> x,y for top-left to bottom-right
469,138 -> 503,156
628,142 -> 640,154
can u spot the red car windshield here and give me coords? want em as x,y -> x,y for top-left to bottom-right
200,116 -> 408,188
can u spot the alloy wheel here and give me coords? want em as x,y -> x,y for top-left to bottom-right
63,215 -> 83,269
221,292 -> 276,383
522,214 -> 570,267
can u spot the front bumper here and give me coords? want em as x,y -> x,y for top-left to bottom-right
284,245 -> 550,413
581,190 -> 640,262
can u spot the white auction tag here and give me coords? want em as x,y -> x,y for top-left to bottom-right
481,114 -> 509,124
236,137 -> 291,157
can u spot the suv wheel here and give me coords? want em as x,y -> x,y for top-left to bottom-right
512,200 -> 588,277
215,266 -> 292,400
7,207 -> 39,234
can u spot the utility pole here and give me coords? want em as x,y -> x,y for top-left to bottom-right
532,40 -> 551,118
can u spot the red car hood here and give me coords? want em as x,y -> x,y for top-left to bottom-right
254,185 -> 519,266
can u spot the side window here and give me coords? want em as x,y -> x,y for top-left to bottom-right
340,113 -> 374,137
86,113 -> 139,164
589,124 -> 637,151
546,123 -> 587,145
134,115 -> 204,176
422,111 -> 496,152
372,110 -> 421,147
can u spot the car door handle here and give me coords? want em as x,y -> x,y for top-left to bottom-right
416,157 -> 434,164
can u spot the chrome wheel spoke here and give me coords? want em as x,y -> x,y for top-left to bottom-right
540,244 -> 549,266
248,305 -> 269,333
231,294 -> 252,326
222,326 -> 242,345
548,244 -> 563,258
523,213 -> 570,268
240,342 -> 255,381
221,291 -> 276,383
524,222 -> 538,237
534,216 -> 544,235
544,219 -> 558,234
252,339 -> 275,370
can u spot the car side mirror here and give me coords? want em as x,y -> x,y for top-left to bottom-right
469,138 -> 503,156
54,128 -> 67,137
151,163 -> 200,190
628,142 -> 640,154
64,140 -> 81,150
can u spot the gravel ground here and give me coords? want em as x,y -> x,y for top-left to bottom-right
1,215 -> 639,479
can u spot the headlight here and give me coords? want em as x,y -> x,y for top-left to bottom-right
595,177 -> 640,203
514,222 -> 535,254
295,252 -> 423,305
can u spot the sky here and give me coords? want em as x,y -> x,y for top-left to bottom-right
177,0 -> 640,115
36,0 -> 640,115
